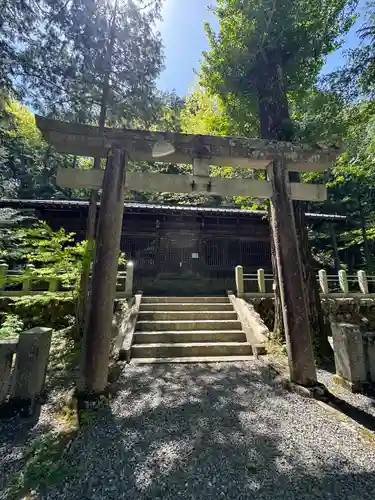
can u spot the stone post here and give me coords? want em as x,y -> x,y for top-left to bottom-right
22,264 -> 35,292
257,268 -> 266,293
81,147 -> 127,396
267,160 -> 316,386
318,269 -> 329,294
11,327 -> 53,415
125,261 -> 134,297
235,265 -> 244,298
0,340 -> 17,404
0,263 -> 8,290
48,277 -> 59,292
364,333 -> 375,383
331,322 -> 367,391
358,270 -> 369,295
339,269 -> 349,294
193,158 -> 210,177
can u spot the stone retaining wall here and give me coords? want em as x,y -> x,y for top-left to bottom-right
249,296 -> 375,390
249,297 -> 375,333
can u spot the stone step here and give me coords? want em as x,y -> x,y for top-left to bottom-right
134,330 -> 246,344
141,296 -> 229,304
138,311 -> 238,321
135,320 -> 242,332
139,302 -> 233,312
132,342 -> 253,359
132,355 -> 256,364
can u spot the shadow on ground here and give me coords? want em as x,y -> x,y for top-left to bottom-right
7,360 -> 371,500
0,414 -> 54,497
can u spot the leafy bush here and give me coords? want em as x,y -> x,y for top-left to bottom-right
1,221 -> 89,291
0,295 -> 76,331
0,313 -> 24,339
1,219 -> 125,291
0,208 -> 36,266
0,218 -> 125,336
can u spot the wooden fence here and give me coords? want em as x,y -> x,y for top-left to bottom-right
0,327 -> 52,417
235,265 -> 375,298
0,261 -> 134,298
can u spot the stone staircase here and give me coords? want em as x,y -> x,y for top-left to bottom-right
131,296 -> 256,363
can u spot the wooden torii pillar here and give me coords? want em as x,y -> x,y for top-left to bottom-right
36,116 -> 340,395
82,147 -> 127,394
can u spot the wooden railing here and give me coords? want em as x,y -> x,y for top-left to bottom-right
0,261 -> 134,298
235,265 -> 375,298
0,327 -> 52,417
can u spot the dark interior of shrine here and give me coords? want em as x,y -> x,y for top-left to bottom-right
0,199 -> 352,295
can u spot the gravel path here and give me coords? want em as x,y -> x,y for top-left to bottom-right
2,359 -> 375,499
0,401 -> 65,499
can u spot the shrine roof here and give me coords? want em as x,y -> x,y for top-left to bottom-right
0,199 -> 347,223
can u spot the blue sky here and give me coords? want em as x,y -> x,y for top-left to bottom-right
157,0 -> 369,96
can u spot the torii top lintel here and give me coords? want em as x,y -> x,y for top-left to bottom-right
36,116 -> 340,172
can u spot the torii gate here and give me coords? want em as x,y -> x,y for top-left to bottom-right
36,116 -> 340,396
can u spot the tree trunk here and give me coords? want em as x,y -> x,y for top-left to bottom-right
269,222 -> 283,341
255,52 -> 333,364
294,202 -> 333,366
256,58 -> 292,143
330,222 -> 341,272
76,0 -> 118,338
255,54 -> 291,342
358,196 -> 370,268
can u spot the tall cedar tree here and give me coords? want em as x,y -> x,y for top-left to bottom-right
201,0 -> 357,363
17,0 -> 163,122
0,0 -> 42,92
16,1 -> 164,336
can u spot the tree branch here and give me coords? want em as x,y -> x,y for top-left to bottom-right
258,0 -> 277,63
138,0 -> 159,11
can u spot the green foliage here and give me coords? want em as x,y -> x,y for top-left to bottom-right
0,313 -> 24,339
0,219 -> 126,332
201,0 -> 357,135
328,102 -> 375,249
292,96 -> 375,268
45,327 -> 81,393
15,0 -> 163,124
0,221 -> 86,331
0,0 -> 41,92
0,98 -> 90,199
1,0 -> 165,168
324,1 -> 375,100
179,86 -> 266,209
193,0 -> 375,271
1,0 -> 374,274
137,90 -> 185,132
8,429 -> 76,499
290,89 -> 348,143
1,221 -> 87,291
0,295 -> 76,331
181,88 -> 239,136
0,208 -> 36,264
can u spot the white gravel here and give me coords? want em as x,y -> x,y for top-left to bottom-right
2,360 -> 375,499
